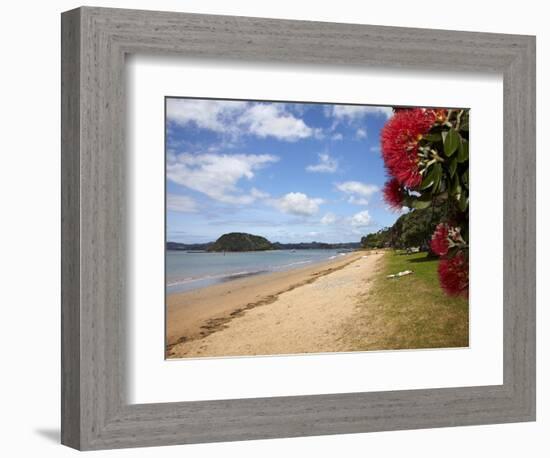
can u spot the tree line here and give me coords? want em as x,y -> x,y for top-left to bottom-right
361,203 -> 447,251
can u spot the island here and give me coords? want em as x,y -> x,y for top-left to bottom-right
207,232 -> 274,252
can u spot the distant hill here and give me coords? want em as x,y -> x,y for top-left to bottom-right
272,241 -> 361,250
208,232 -> 273,252
166,237 -> 361,252
166,241 -> 213,251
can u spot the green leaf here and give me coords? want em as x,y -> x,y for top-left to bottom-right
462,170 -> 469,189
450,174 -> 461,197
422,132 -> 442,143
458,193 -> 469,212
444,128 -> 460,156
460,111 -> 470,132
410,194 -> 433,210
431,163 -> 442,194
420,165 -> 435,190
411,198 -> 432,210
448,156 -> 458,177
420,163 -> 442,190
457,139 -> 469,163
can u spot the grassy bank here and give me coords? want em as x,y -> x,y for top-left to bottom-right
344,250 -> 469,351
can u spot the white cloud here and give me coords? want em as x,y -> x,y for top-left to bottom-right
336,181 -> 379,205
274,192 -> 324,216
306,153 -> 339,173
331,105 -> 393,120
347,196 -> 371,205
356,128 -> 367,139
238,103 -> 320,141
369,145 -> 381,154
166,99 -> 246,134
250,187 -> 270,199
167,99 -> 321,141
350,210 -> 373,227
331,132 -> 344,141
167,153 -> 277,205
167,194 -> 198,213
321,212 -> 337,225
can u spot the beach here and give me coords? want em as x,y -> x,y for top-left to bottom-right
166,250 -> 384,358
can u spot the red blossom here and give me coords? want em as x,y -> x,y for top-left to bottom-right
431,223 -> 465,255
438,251 -> 469,298
380,108 -> 439,188
383,178 -> 405,210
430,223 -> 450,256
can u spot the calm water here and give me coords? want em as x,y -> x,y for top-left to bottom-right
166,249 -> 350,294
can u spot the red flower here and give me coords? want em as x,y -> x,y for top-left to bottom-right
380,108 -> 438,188
438,251 -> 469,298
383,178 -> 405,210
431,223 -> 450,256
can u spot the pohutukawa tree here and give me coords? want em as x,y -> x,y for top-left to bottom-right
380,107 -> 469,298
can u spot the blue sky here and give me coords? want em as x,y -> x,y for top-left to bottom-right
166,98 -> 404,244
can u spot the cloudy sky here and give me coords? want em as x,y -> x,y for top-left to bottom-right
166,97 -> 403,244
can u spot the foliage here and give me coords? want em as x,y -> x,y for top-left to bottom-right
208,232 -> 273,252
390,204 -> 448,250
362,204 -> 447,251
361,228 -> 391,249
379,108 -> 469,297
272,241 -> 360,250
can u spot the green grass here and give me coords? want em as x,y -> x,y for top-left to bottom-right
344,250 -> 469,351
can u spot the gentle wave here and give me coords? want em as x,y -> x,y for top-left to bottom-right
272,259 -> 312,270
167,253 -> 352,287
166,249 -> 354,294
167,269 -> 267,287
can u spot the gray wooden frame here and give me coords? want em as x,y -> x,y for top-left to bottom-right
61,6 -> 536,451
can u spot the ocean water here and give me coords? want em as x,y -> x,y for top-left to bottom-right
166,249 -> 350,294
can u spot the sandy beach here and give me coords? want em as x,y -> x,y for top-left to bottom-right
166,250 -> 384,358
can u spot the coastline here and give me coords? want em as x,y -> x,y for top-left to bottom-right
166,250 -> 384,358
166,248 -> 353,294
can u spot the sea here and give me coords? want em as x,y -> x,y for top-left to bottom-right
166,249 -> 350,294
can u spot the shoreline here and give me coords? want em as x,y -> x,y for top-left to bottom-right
166,250 -> 384,358
166,249 -> 353,294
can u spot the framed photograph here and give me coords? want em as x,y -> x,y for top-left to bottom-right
61,6 -> 536,450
